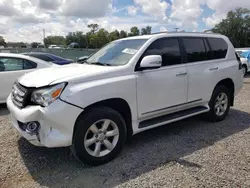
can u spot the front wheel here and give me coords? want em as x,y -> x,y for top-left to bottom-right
205,85 -> 231,122
71,107 -> 127,166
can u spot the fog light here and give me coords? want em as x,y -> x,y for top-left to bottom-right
25,121 -> 40,135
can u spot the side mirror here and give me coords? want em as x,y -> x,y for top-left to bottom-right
139,55 -> 162,70
77,55 -> 89,63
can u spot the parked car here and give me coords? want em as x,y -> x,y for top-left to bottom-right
0,53 -> 55,103
7,33 -> 243,165
235,49 -> 250,75
23,52 -> 74,65
239,50 -> 250,75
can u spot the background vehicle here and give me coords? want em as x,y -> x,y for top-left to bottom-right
23,52 -> 74,65
0,53 -> 55,103
7,33 -> 243,165
236,50 -> 250,75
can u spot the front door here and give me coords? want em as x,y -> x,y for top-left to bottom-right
136,38 -> 188,119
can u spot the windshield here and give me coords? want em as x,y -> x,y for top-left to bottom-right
86,39 -> 147,66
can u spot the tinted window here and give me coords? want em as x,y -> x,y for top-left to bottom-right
183,38 -> 206,63
203,38 -> 213,60
207,38 -> 228,59
143,38 -> 181,66
29,54 -> 54,62
0,58 -> 24,72
23,59 -> 37,69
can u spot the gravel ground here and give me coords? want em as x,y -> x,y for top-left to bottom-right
1,78 -> 250,188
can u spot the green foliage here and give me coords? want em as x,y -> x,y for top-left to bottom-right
31,42 -> 40,48
44,36 -> 66,47
66,32 -> 87,48
119,30 -> 127,38
0,36 -> 6,47
212,8 -> 250,47
109,30 -> 120,41
87,24 -> 99,34
141,26 -> 152,35
128,26 -> 140,36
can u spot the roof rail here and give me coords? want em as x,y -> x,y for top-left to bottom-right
151,31 -> 221,35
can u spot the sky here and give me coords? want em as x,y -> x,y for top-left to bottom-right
0,0 -> 250,43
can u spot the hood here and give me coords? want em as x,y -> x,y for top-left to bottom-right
18,64 -> 117,87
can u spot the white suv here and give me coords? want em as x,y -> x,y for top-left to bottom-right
7,32 -> 243,165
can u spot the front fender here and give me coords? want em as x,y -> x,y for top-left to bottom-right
60,75 -> 137,121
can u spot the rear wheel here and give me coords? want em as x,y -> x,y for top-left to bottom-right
71,107 -> 127,166
205,85 -> 231,122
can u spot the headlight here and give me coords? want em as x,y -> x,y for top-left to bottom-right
31,83 -> 67,107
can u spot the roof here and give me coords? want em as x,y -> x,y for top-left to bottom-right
119,32 -> 224,41
0,52 -> 53,65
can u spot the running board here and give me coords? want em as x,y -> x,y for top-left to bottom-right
139,106 -> 209,129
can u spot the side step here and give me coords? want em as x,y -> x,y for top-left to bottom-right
139,106 -> 209,128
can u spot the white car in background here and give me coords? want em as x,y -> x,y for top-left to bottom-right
235,48 -> 250,75
0,53 -> 55,103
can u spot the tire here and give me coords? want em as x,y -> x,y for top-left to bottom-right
71,106 -> 127,166
242,65 -> 247,76
205,85 -> 231,122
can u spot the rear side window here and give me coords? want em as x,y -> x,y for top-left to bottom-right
23,59 -> 37,69
182,38 -> 206,63
207,38 -> 228,59
143,38 -> 181,66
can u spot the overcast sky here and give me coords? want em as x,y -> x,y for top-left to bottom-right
0,0 -> 249,42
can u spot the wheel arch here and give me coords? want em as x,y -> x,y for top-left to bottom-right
73,98 -> 133,141
214,78 -> 235,106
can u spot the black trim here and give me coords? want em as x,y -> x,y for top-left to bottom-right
135,37 -> 183,71
139,106 -> 208,128
142,98 -> 202,115
59,98 -> 84,110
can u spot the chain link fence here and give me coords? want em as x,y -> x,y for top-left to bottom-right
0,48 -> 98,61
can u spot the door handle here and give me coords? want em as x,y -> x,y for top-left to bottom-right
209,67 -> 218,71
176,72 -> 187,76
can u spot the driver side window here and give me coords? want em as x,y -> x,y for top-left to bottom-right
143,38 -> 181,67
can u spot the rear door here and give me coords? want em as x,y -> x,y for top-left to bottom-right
0,57 -> 37,102
182,37 -> 220,106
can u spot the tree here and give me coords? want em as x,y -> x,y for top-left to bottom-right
87,24 -> 99,34
44,36 -> 66,47
0,36 -> 6,47
31,42 -> 40,48
119,30 -> 127,38
212,8 -> 250,47
89,29 -> 109,48
66,32 -> 87,48
109,30 -> 120,41
128,26 -> 140,36
141,26 -> 152,35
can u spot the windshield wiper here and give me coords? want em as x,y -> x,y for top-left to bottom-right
87,62 -> 112,66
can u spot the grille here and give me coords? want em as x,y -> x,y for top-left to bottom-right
11,82 -> 29,108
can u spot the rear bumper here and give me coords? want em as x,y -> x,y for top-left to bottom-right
7,95 -> 83,147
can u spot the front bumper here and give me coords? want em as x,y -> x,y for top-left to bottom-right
7,95 -> 83,148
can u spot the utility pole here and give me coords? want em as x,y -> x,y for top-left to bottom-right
43,29 -> 45,47
173,27 -> 179,32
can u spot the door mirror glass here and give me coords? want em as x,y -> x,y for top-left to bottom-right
140,55 -> 162,70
